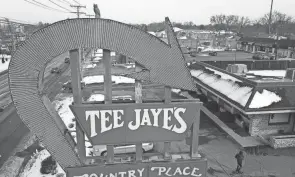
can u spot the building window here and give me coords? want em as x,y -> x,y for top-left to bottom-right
268,113 -> 291,125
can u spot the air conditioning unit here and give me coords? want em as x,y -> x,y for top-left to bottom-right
285,68 -> 295,81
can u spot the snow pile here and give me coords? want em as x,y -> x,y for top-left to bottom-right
247,70 -> 286,77
83,75 -> 135,85
84,63 -> 97,69
88,94 -> 105,102
19,149 -> 65,177
249,89 -> 282,109
190,69 -> 252,106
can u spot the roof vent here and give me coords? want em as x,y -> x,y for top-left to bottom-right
285,68 -> 295,81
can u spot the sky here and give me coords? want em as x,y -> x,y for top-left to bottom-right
1,0 -> 295,25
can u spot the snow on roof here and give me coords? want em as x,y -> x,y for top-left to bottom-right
249,89 -> 282,109
191,69 -> 284,109
206,67 -> 241,82
247,70 -> 286,78
190,69 -> 252,107
82,75 -> 135,85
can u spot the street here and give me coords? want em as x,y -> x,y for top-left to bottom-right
0,52 -> 69,169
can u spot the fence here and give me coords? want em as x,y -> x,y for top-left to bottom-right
202,60 -> 295,70
0,71 -> 11,109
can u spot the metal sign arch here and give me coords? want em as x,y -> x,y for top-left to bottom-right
8,18 -> 195,169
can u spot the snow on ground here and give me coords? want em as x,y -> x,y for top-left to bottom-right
19,149 -> 65,177
190,69 -> 252,106
82,75 -> 135,85
202,46 -> 225,52
84,63 -> 97,69
52,95 -> 94,156
249,89 -> 282,109
247,70 -> 286,77
0,55 -> 11,73
88,94 -> 105,102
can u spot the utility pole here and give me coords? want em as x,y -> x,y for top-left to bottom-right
70,5 -> 86,18
268,0 -> 274,34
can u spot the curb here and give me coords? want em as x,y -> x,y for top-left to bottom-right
0,103 -> 15,124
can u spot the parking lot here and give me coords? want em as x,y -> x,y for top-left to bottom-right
184,51 -> 254,62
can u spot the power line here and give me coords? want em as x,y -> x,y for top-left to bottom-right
0,16 -> 32,25
70,5 -> 86,18
48,0 -> 72,12
55,0 -> 71,5
71,0 -> 80,5
24,0 -> 69,13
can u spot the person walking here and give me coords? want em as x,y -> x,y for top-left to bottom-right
235,150 -> 244,173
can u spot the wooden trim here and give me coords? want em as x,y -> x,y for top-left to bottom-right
268,113 -> 292,126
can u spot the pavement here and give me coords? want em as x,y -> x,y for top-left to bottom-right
0,52 -> 70,171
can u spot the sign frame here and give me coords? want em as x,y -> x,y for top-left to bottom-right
70,101 -> 201,146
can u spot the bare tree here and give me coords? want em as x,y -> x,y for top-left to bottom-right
258,11 -> 293,34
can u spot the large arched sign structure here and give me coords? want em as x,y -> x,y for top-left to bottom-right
8,17 -> 198,170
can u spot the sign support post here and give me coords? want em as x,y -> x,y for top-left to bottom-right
164,86 -> 172,159
103,49 -> 115,163
135,63 -> 143,161
70,49 -> 86,162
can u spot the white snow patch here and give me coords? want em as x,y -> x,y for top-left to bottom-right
84,63 -> 97,69
247,70 -> 286,77
202,47 -> 225,52
53,95 -> 93,156
88,94 -> 105,102
53,97 -> 75,131
83,75 -> 135,85
111,52 -> 116,56
171,88 -> 181,94
19,149 -> 65,177
0,55 -> 11,73
190,70 -> 252,106
249,90 -> 282,109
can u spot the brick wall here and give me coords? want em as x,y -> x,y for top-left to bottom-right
249,114 -> 294,136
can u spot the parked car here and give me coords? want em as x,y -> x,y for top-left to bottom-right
94,143 -> 154,156
64,57 -> 70,63
209,51 -> 217,56
51,67 -> 61,74
252,52 -> 275,60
